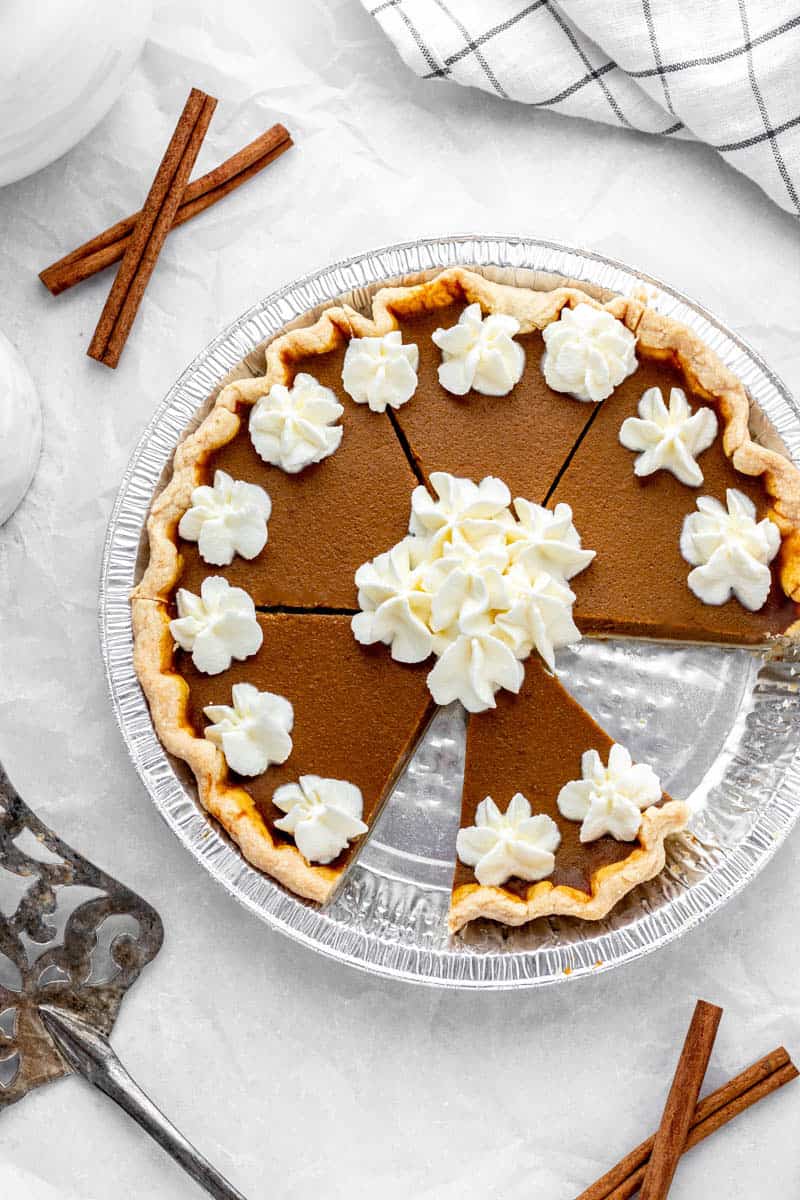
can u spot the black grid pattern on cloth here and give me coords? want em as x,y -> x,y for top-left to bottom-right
364,0 -> 800,214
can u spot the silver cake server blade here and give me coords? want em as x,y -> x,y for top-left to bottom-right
0,761 -> 247,1199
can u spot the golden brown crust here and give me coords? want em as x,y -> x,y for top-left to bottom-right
132,598 -> 340,902
448,800 -> 690,932
131,264 -> 800,910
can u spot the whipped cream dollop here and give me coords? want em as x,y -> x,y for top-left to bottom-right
273,775 -> 368,864
352,471 -> 594,712
432,303 -> 525,396
178,469 -> 272,565
428,623 -> 525,712
557,743 -> 662,842
508,498 -> 596,580
204,683 -> 293,777
619,387 -> 718,486
456,793 -> 561,887
680,488 -> 780,611
249,372 -> 343,473
342,330 -> 419,412
542,304 -> 637,402
410,471 -> 514,551
170,577 -> 263,675
351,537 -> 433,663
494,572 -> 581,672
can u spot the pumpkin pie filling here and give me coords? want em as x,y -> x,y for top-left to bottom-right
389,303 -> 599,503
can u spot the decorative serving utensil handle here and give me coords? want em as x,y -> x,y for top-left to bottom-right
39,1007 -> 247,1200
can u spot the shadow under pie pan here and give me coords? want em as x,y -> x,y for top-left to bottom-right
101,235 -> 800,989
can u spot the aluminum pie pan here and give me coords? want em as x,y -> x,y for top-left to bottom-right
100,234 -> 800,989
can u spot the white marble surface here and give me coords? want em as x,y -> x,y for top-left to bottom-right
2,2 -> 800,1196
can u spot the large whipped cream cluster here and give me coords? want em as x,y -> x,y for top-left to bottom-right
352,471 -> 595,713
542,303 -> 637,402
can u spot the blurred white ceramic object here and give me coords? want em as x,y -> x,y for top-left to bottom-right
0,331 -> 42,524
0,0 -> 152,187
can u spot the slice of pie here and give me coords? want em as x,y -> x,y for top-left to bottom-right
449,656 -> 688,931
133,603 -> 434,901
131,265 -> 800,926
547,309 -> 800,643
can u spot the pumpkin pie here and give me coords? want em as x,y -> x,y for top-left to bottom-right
132,266 -> 800,924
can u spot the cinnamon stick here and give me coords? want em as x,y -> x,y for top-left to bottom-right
638,999 -> 722,1199
40,124 -> 292,295
87,87 -> 217,369
577,1046 -> 796,1200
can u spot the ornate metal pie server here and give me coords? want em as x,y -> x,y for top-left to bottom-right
0,762 -> 247,1200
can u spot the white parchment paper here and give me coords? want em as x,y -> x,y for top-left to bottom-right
1,2 -> 799,1197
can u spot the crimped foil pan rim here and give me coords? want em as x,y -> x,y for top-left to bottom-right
100,234 -> 800,989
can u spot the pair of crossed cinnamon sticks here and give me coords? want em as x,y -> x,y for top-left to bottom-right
39,88 -> 293,368
576,1000 -> 796,1199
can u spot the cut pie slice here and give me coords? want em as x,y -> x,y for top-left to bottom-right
548,314 -> 800,643
132,603 -> 434,901
134,316 -> 421,610
449,655 -> 688,931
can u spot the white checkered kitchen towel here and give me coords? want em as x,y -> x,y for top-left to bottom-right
362,0 -> 800,215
